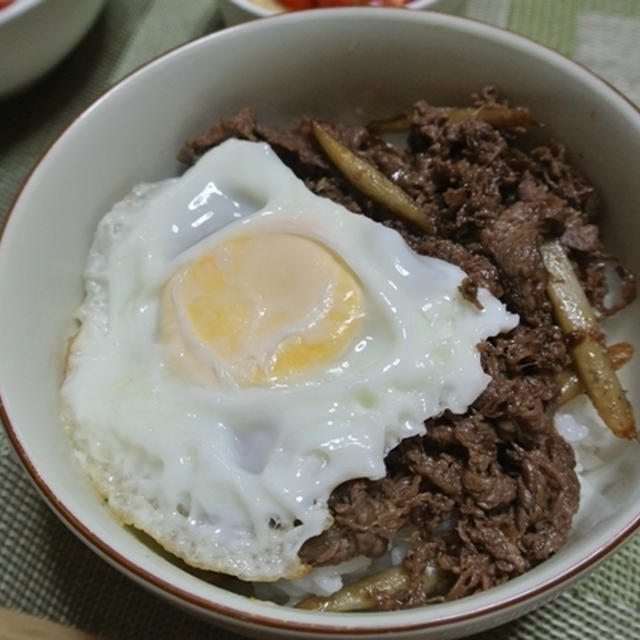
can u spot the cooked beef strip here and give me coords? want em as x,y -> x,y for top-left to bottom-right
179,88 -> 635,607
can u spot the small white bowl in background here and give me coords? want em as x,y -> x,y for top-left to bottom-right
1,9 -> 639,640
0,0 -> 105,99
219,0 -> 466,27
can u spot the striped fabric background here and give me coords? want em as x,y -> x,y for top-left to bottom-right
0,1 -> 638,638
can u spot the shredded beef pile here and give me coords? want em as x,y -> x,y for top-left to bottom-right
179,87 -> 636,608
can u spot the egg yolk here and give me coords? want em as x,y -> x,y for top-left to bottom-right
159,233 -> 364,386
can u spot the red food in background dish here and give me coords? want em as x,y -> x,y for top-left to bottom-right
280,0 -> 407,9
0,0 -> 14,8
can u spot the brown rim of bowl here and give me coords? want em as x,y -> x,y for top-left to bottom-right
1,9 -> 640,635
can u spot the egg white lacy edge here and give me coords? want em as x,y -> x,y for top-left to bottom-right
60,140 -> 519,582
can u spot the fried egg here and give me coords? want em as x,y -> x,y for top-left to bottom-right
61,139 -> 518,582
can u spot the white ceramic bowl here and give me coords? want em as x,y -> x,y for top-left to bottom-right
1,9 -> 639,640
0,0 -> 105,98
219,0 -> 465,27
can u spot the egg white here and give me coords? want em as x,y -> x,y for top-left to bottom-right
61,140 -> 518,582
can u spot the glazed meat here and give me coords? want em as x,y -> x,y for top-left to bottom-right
179,87 -> 635,606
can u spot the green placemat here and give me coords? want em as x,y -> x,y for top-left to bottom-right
1,1 -> 638,638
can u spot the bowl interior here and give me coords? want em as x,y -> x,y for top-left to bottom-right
1,9 -> 639,638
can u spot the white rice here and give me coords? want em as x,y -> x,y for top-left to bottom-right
253,394 -> 628,606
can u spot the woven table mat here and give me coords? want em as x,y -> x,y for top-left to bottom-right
1,1 -> 639,638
